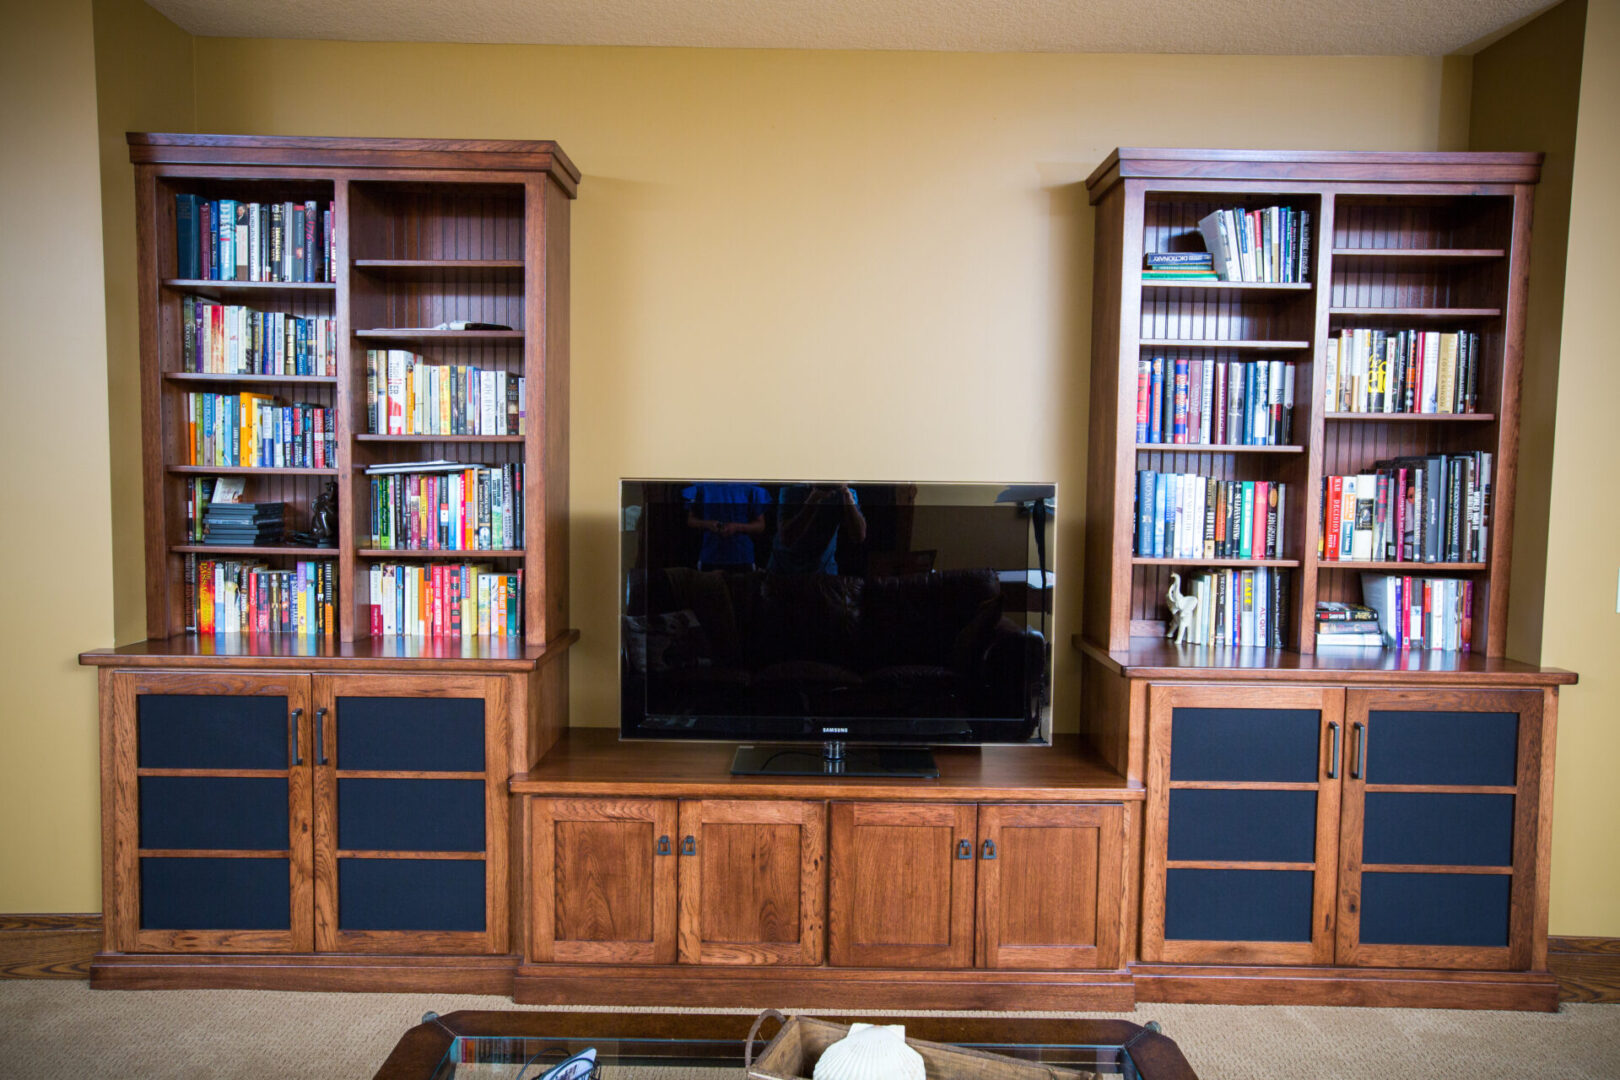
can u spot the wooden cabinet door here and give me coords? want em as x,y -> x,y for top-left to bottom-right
828,802 -> 978,969
677,799 -> 825,966
1337,688 -> 1548,972
530,797 -> 678,964
1143,683 -> 1345,965
104,671 -> 313,954
311,674 -> 509,955
975,804 -> 1125,970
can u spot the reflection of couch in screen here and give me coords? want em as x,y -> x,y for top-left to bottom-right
623,567 -> 1045,735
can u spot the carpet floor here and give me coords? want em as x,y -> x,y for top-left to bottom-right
2,981 -> 1617,1078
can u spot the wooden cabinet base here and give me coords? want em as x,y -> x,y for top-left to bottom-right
513,963 -> 1136,1010
88,951 -> 517,994
1131,962 -> 1560,1011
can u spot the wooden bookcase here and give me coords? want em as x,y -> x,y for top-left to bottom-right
1082,149 -> 1539,657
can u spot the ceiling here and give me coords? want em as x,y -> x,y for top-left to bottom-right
145,0 -> 1556,56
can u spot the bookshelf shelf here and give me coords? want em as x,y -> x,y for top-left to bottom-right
1331,247 -> 1506,263
1139,338 -> 1310,351
1136,443 -> 1304,454
357,548 -> 526,559
1324,412 -> 1497,423
164,372 -> 337,386
1329,307 -> 1503,319
168,465 -> 339,477
354,258 -> 524,276
355,329 -> 524,342
1132,557 -> 1302,569
171,544 -> 334,557
1140,280 -> 1313,292
355,434 -> 525,444
164,278 -> 336,294
1317,561 -> 1489,572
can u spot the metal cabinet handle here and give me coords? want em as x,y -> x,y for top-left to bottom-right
981,839 -> 997,860
656,835 -> 672,856
315,707 -> 329,766
680,834 -> 696,856
956,839 -> 973,860
1351,721 -> 1367,781
290,708 -> 303,766
1326,721 -> 1340,780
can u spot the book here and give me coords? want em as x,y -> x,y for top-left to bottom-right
1134,472 -> 1287,559
367,463 -> 524,552
369,562 -> 523,639
1170,567 -> 1292,647
175,197 -> 335,283
1195,205 -> 1309,283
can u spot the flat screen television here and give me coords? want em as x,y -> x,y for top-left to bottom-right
619,480 -> 1055,776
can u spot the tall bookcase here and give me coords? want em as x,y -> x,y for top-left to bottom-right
1082,149 -> 1539,658
129,134 -> 577,651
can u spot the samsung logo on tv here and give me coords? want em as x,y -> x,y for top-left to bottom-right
821,727 -> 849,734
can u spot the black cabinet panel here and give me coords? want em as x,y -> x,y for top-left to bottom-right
336,778 -> 484,852
1165,868 -> 1314,942
1168,789 -> 1317,863
335,696 -> 484,772
1360,872 -> 1511,947
140,857 -> 290,930
337,858 -> 485,932
1365,711 -> 1518,786
139,777 -> 288,850
1170,708 -> 1321,783
1363,792 -> 1515,867
137,694 -> 286,770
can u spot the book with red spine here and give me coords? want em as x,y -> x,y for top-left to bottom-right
1325,476 -> 1343,561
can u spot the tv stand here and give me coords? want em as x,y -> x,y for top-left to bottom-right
730,741 -> 939,777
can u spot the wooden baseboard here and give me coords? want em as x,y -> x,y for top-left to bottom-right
0,915 -> 102,978
90,952 -> 517,994
1549,936 -> 1620,1003
514,964 -> 1137,1011
1131,962 -> 1560,1011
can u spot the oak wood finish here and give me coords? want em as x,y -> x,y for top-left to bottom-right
1131,961 -> 1559,1011
827,802 -> 978,969
81,630 -> 577,672
1548,936 -> 1620,1003
677,799 -> 825,966
90,950 -> 517,994
0,915 -> 102,978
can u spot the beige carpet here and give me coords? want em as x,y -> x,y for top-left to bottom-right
2,981 -> 1618,1079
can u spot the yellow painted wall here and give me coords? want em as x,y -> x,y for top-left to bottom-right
1541,0 -> 1620,936
0,0 -> 116,911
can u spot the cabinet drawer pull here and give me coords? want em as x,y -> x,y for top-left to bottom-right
1351,721 -> 1367,781
680,834 -> 696,856
290,708 -> 303,766
956,839 -> 973,860
1326,721 -> 1340,780
981,839 -> 997,860
656,835 -> 672,856
316,707 -> 329,766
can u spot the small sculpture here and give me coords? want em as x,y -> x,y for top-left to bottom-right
309,480 -> 338,547
812,1024 -> 924,1080
1166,571 -> 1199,644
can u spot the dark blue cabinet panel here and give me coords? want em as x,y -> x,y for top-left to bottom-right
1363,792 -> 1515,867
337,858 -> 485,932
139,777 -> 288,850
137,694 -> 287,769
1364,711 -> 1518,786
1165,868 -> 1314,943
335,696 -> 484,772
337,778 -> 484,852
140,857 -> 290,930
1360,872 -> 1511,947
1168,789 -> 1318,863
1170,708 -> 1321,783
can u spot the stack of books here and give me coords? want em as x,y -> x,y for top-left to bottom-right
203,502 -> 285,547
1314,602 -> 1385,648
1142,252 -> 1217,280
1196,206 -> 1311,282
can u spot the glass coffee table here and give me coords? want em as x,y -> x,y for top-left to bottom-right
375,1011 -> 1198,1079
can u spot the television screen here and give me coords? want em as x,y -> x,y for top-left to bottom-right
619,480 -> 1054,746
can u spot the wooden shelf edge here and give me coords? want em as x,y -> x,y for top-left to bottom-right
356,549 -> 526,559
1139,338 -> 1310,351
170,545 -> 339,556
163,278 -> 335,291
354,329 -> 524,341
1324,412 -> 1496,422
1329,307 -> 1502,318
1136,443 -> 1304,454
1140,279 -> 1312,291
1132,558 -> 1300,568
78,628 -> 579,672
353,259 -> 524,269
1317,561 -> 1488,572
164,372 -> 337,384
355,434 -> 524,443
1331,248 -> 1506,260
166,466 -> 340,476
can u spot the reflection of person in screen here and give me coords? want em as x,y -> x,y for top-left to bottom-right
683,482 -> 771,571
767,484 -> 867,574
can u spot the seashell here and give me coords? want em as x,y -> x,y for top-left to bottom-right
812,1023 -> 925,1080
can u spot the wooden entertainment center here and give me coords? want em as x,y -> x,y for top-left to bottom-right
82,139 -> 1574,1012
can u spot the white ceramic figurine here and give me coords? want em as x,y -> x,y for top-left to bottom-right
1165,572 -> 1199,644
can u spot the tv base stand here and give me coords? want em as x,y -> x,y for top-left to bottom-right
729,742 -> 939,777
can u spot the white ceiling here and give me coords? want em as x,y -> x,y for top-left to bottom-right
144,0 -> 1557,56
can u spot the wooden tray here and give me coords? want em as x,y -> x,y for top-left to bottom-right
745,1011 -> 1095,1080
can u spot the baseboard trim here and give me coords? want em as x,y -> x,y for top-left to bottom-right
1130,962 -> 1560,1011
1549,936 -> 1620,1003
0,915 -> 102,978
90,951 -> 517,993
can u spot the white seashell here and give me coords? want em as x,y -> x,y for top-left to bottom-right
812,1023 -> 925,1080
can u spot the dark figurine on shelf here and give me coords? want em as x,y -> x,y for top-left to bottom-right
290,481 -> 338,548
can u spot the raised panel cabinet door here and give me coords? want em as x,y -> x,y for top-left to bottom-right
105,670 -> 314,954
530,797 -> 678,965
677,799 -> 825,966
975,803 -> 1126,970
310,674 -> 510,955
1337,688 -> 1547,972
827,802 -> 978,969
1143,683 -> 1346,966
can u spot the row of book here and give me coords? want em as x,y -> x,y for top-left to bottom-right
175,195 -> 335,283
181,297 -> 338,377
1168,567 -> 1293,648
1324,330 -> 1481,415
364,350 -> 526,436
1321,453 -> 1491,564
202,502 -> 284,547
366,461 -> 524,551
1136,357 -> 1296,446
1135,473 -> 1289,560
1360,574 -> 1476,651
1143,252 -> 1216,280
185,556 -> 336,636
1196,206 -> 1312,283
367,563 -> 524,638
185,392 -> 338,469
